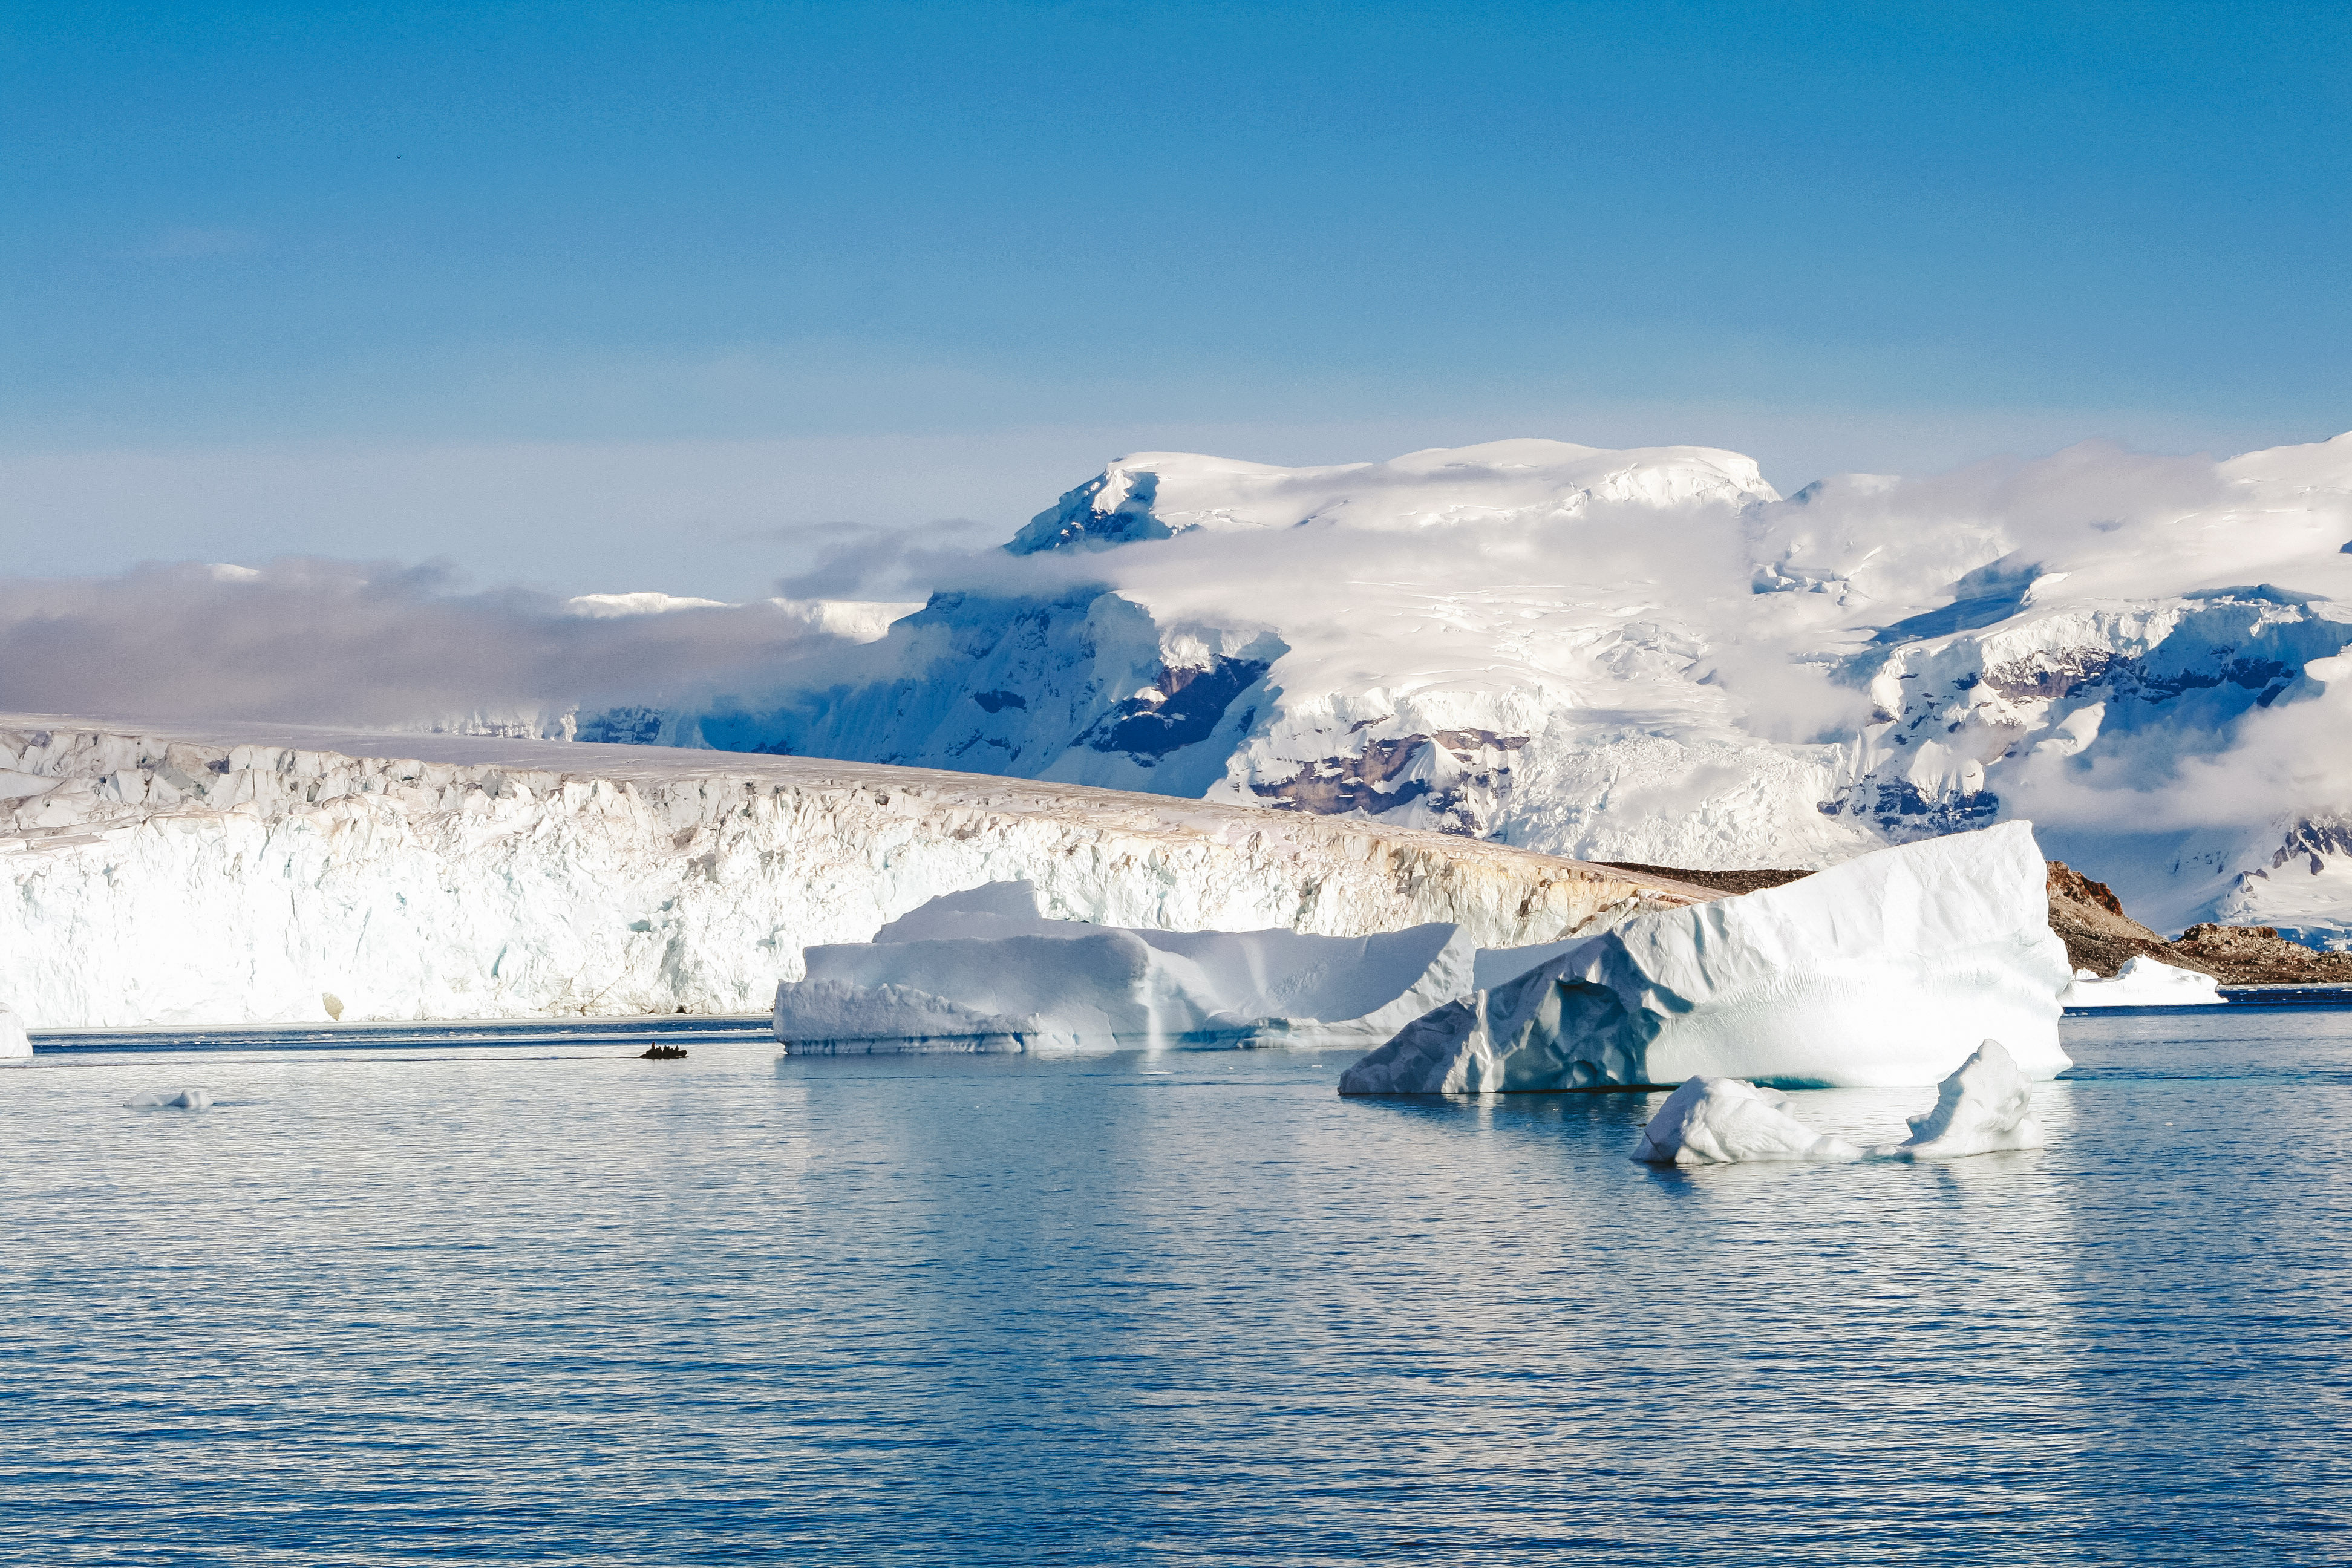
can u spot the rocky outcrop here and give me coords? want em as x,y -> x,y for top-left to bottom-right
1596,863 -> 1816,897
2166,924 -> 2352,986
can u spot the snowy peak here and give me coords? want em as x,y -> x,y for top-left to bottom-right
1006,439 -> 1781,554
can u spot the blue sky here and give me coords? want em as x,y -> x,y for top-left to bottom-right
4,1 -> 2347,596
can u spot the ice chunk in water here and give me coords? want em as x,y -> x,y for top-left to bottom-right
0,1004 -> 28,1059
2061,955 -> 2224,1008
1873,1039 -> 2044,1159
125,1088 -> 213,1111
1630,1077 -> 1861,1166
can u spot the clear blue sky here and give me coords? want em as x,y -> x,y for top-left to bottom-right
4,1 -> 2347,595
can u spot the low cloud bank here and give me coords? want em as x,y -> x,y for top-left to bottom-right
0,558 -> 873,733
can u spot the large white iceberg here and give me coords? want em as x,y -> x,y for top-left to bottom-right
775,881 -> 1477,1053
0,1004 -> 28,1059
2062,955 -> 2224,1008
1340,822 -> 2073,1093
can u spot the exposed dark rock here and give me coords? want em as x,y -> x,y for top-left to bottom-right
1595,863 -> 1814,897
2169,924 -> 2352,986
640,1044 -> 688,1060
1084,658 -> 1270,760
2045,860 -> 2173,976
1250,731 -> 1529,832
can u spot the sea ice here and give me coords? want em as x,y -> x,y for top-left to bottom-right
1872,1039 -> 2045,1159
1628,1077 -> 1861,1166
2062,955 -> 2225,1007
776,880 -> 1477,1053
1340,822 -> 2073,1093
125,1088 -> 212,1110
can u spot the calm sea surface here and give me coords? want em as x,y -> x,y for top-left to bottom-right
4,1008 -> 2348,1565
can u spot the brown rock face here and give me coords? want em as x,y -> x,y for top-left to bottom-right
1595,863 -> 1817,898
2045,860 -> 2176,977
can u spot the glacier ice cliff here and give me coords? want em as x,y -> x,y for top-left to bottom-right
1338,822 -> 2073,1093
775,880 -> 1478,1054
0,717 -> 1711,1027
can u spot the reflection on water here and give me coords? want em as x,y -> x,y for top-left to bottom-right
1,1010 -> 2347,1564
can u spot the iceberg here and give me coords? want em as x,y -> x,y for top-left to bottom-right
1873,1039 -> 2045,1160
1629,1038 -> 2045,1166
1629,1077 -> 1861,1166
125,1088 -> 212,1110
776,881 -> 1478,1053
2062,955 -> 2225,1008
1340,822 -> 2073,1093
0,1004 -> 28,1059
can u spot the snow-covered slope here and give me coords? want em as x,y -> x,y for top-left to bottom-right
0,716 -> 1711,1027
648,432 -> 2352,941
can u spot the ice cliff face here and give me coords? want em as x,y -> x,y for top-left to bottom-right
0,717 -> 1709,1027
639,433 -> 2352,942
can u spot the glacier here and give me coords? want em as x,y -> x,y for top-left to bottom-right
609,431 -> 2352,945
775,880 -> 1477,1054
0,716 -> 1710,1028
1338,822 -> 2073,1093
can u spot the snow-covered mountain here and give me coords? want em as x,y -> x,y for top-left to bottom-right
636,433 -> 2352,943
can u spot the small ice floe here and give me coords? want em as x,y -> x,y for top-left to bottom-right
1630,1039 -> 2045,1167
1630,1077 -> 1861,1166
125,1088 -> 214,1111
1870,1039 -> 2045,1160
2061,955 -> 2223,1008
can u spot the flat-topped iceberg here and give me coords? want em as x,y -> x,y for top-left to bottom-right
1341,822 -> 2073,1093
776,881 -> 1477,1053
2062,955 -> 2224,1008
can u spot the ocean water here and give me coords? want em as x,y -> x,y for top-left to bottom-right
4,1009 -> 2348,1565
